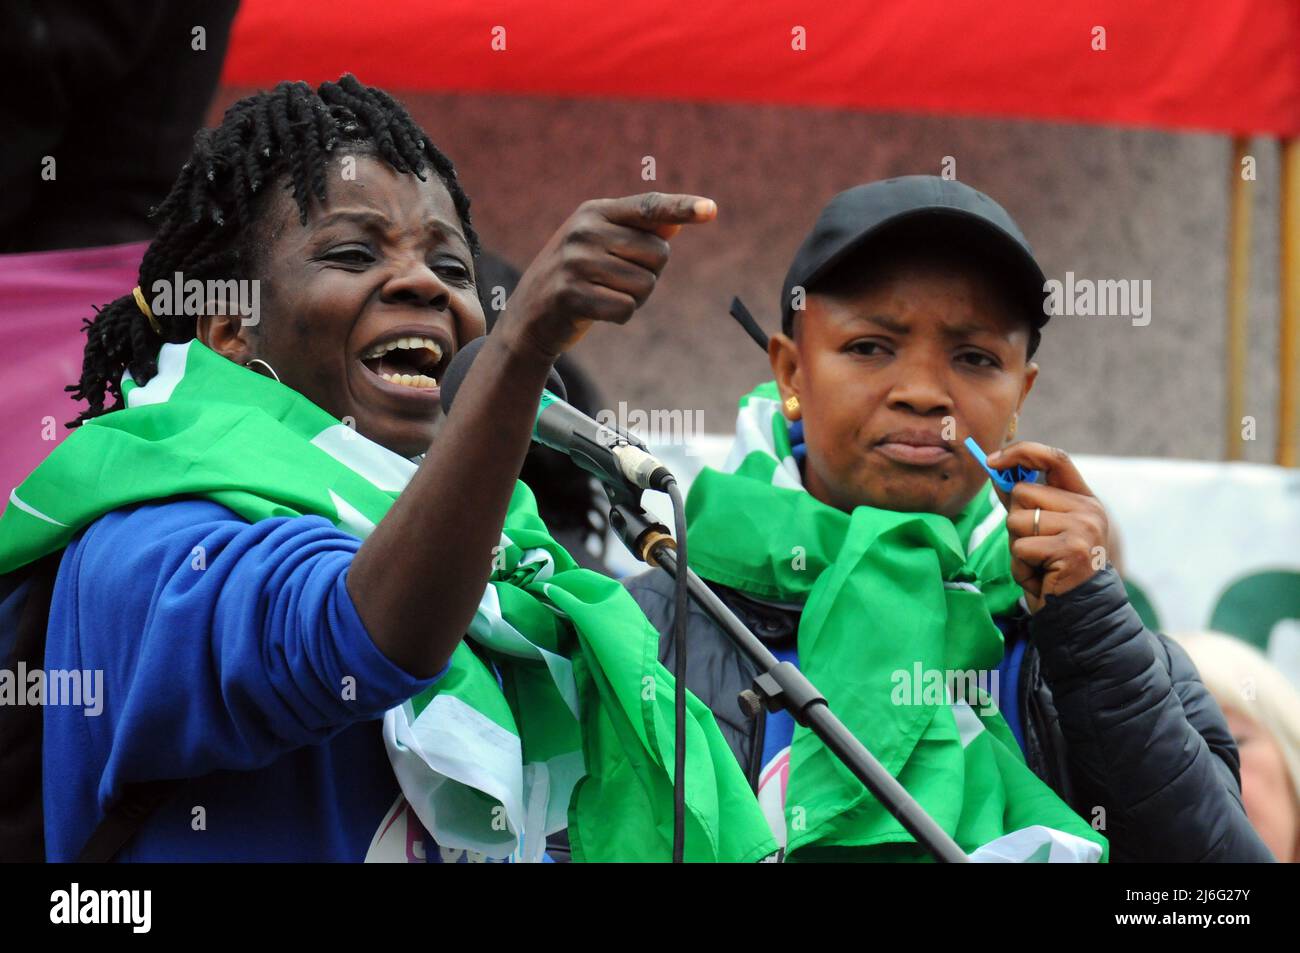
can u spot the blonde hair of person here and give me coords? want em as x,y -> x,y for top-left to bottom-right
1173,631 -> 1300,812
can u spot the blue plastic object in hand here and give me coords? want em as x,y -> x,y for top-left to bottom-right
962,437 -> 1039,493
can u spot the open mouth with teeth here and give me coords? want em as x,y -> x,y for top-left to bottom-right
359,335 -> 447,391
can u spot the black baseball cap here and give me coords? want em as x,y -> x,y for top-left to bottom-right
779,175 -> 1050,337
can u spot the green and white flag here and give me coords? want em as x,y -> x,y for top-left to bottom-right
0,339 -> 777,863
684,381 -> 1108,863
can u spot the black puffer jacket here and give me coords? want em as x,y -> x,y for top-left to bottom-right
624,565 -> 1274,862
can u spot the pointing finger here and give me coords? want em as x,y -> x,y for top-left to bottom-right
595,193 -> 718,233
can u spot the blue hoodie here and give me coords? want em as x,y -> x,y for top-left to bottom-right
40,497 -> 504,862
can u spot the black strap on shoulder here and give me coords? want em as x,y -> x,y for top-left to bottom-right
0,553 -> 62,862
0,553 -> 180,862
76,779 -> 180,863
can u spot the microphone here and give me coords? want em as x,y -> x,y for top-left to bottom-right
440,337 -> 676,492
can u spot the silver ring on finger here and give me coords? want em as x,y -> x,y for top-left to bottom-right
1032,507 -> 1042,536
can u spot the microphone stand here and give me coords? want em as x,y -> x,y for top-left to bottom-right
608,492 -> 969,864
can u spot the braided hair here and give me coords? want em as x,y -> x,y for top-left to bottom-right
67,74 -> 479,426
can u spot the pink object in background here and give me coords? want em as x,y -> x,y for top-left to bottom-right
0,241 -> 147,498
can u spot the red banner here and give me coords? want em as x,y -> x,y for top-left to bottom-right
221,1 -> 1300,137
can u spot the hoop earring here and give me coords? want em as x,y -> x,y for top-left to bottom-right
245,358 -> 280,383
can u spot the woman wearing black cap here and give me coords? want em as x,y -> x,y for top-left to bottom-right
626,176 -> 1272,862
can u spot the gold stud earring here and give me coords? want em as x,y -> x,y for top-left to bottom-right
785,395 -> 801,417
1008,414 -> 1018,439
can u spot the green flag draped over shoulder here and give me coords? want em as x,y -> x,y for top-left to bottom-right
0,339 -> 776,863
684,381 -> 1108,863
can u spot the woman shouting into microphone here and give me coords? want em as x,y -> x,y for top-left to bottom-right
0,76 -> 774,863
626,176 -> 1272,862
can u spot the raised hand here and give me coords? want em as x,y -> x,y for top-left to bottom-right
499,192 -> 717,362
987,441 -> 1110,612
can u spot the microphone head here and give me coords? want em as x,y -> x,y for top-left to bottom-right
439,334 -> 567,416
438,336 -> 486,416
